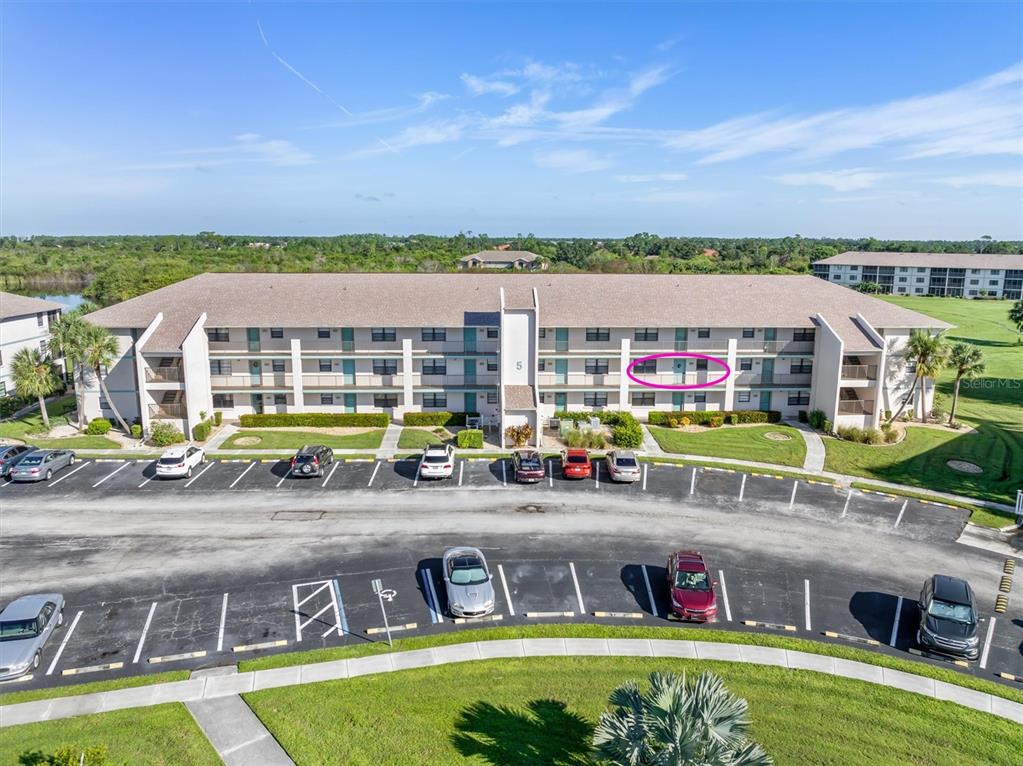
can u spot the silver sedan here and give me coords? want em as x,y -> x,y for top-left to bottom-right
0,593 -> 65,680
605,450 -> 642,482
442,547 -> 496,618
9,449 -> 76,482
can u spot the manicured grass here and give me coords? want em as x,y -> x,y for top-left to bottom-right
0,396 -> 122,449
31,435 -> 121,449
246,656 -> 1023,766
850,481 -> 1015,529
648,424 -> 807,467
0,703 -> 220,765
221,428 -> 385,450
0,670 -> 189,706
397,427 -> 447,449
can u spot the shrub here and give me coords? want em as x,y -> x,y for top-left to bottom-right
822,419 -> 833,433
798,410 -> 809,423
708,416 -> 724,428
192,420 -> 212,442
130,423 -> 142,439
930,393 -> 947,420
863,427 -> 884,445
649,410 -> 780,426
611,412 -> 643,448
724,414 -> 736,425
667,418 -> 679,428
0,395 -> 31,419
403,411 -> 479,427
213,411 -> 223,426
150,421 -> 184,447
239,412 -> 389,428
85,417 -> 112,435
28,744 -> 115,766
680,416 -> 690,427
883,425 -> 900,443
555,410 -> 617,424
505,423 -> 533,447
456,429 -> 483,449
563,428 -> 607,449
807,409 -> 826,430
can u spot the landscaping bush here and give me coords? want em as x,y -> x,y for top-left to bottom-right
808,409 -> 826,430
798,410 -> 809,423
404,411 -> 479,427
85,417 -> 112,435
881,423 -> 899,443
213,411 -> 223,426
0,395 -> 31,419
649,410 -> 781,426
837,425 -> 887,445
150,421 -> 184,447
863,427 -> 884,445
130,423 -> 143,439
562,428 -> 607,449
456,428 -> 483,449
192,420 -> 212,442
505,423 -> 533,447
930,393 -> 947,421
823,419 -> 833,433
611,412 -> 643,448
555,410 -> 617,424
708,416 -> 724,428
239,412 -> 389,428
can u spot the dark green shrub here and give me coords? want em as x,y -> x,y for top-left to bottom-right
130,423 -> 142,439
85,417 -> 112,435
403,411 -> 479,427
239,412 -> 389,428
150,421 -> 185,446
192,420 -> 212,441
863,427 -> 884,445
822,419 -> 833,433
611,412 -> 643,448
798,410 -> 809,423
0,395 -> 31,419
808,409 -> 826,430
555,410 -> 616,424
213,411 -> 223,426
456,429 -> 484,449
649,410 -> 780,426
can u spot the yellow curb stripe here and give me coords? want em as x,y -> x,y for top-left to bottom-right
232,639 -> 288,653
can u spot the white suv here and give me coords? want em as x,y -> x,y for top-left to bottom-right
419,443 -> 455,479
156,445 -> 206,479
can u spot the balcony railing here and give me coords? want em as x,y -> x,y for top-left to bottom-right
537,373 -> 622,387
211,374 -> 293,388
414,342 -> 500,355
841,364 -> 878,380
738,373 -> 813,386
736,340 -> 815,354
148,403 -> 187,419
838,399 -> 874,415
145,367 -> 183,383
419,374 -> 499,387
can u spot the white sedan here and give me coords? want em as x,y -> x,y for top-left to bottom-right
419,443 -> 455,479
155,446 -> 206,479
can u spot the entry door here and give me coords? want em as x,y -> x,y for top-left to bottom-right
763,327 -> 776,352
555,328 -> 569,352
761,358 -> 774,384
247,328 -> 260,352
463,358 -> 476,385
464,392 -> 477,414
250,393 -> 264,414
554,359 -> 568,384
673,358 -> 686,384
672,392 -> 684,411
554,393 -> 567,411
344,393 -> 357,413
341,328 -> 354,352
759,391 -> 772,411
342,360 -> 355,385
464,327 -> 476,353
675,327 -> 688,352
249,360 -> 262,385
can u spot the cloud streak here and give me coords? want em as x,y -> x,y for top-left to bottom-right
773,168 -> 889,192
534,149 -> 613,173
256,20 -> 352,115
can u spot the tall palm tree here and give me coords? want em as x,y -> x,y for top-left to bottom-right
10,348 -> 62,431
592,671 -> 773,766
888,330 -> 949,424
81,324 -> 132,434
48,313 -> 90,429
946,342 -> 985,425
1009,299 -> 1023,339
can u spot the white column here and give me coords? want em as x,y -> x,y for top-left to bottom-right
618,338 -> 631,411
401,338 -> 414,417
724,338 -> 737,410
290,338 -> 304,413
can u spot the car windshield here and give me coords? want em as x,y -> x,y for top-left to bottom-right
928,598 -> 973,624
518,455 -> 541,469
19,456 -> 42,466
615,456 -> 638,468
424,454 -> 449,463
450,558 -> 488,585
567,455 -> 588,464
674,570 -> 710,591
0,619 -> 39,641
158,456 -> 183,465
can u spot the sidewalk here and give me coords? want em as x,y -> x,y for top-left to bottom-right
187,694 -> 294,766
788,420 -> 826,472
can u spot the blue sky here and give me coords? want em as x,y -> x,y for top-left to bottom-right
3,2 -> 1021,238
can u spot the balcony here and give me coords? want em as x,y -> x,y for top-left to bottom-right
838,399 -> 874,415
419,374 -> 499,388
841,364 -> 878,381
414,342 -> 500,355
539,340 -> 620,353
736,340 -> 815,354
211,374 -> 293,389
680,338 -> 729,353
537,373 -> 622,388
145,366 -> 183,383
148,403 -> 187,420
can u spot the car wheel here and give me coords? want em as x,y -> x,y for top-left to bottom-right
45,470 -> 52,481
32,652 -> 40,670
57,610 -> 64,627
69,455 -> 76,465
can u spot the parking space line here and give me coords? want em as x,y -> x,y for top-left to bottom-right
804,578 -> 811,631
425,570 -> 442,623
501,460 -> 507,487
569,562 -> 586,614
217,593 -> 228,652
841,490 -> 853,518
92,461 -> 129,488
139,476 -> 152,488
548,460 -> 553,488
49,461 -> 88,486
321,461 -> 340,488
738,474 -> 746,501
418,569 -> 439,624
458,461 -> 464,487
0,479 -> 12,489
979,617 -> 996,669
413,459 -> 422,488
789,480 -> 798,509
641,565 -> 659,618
229,462 -> 255,488
717,569 -> 732,621
331,579 -> 349,637
184,461 -> 215,487
894,500 -> 908,528
276,467 -> 292,488
594,462 -> 599,488
296,581 -> 331,607
46,609 -> 83,675
497,564 -> 515,616
368,461 -> 381,487
689,466 -> 696,495
132,602 -> 158,664
642,463 -> 648,491
889,596 -> 903,646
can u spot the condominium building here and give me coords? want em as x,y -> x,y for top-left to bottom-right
81,273 -> 949,444
0,292 -> 64,398
813,252 -> 1023,298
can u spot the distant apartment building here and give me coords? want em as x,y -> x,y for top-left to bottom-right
0,292 -> 64,398
81,273 -> 949,444
813,252 -> 1023,298
458,250 -> 546,271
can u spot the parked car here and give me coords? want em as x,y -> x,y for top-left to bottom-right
155,445 -> 206,479
0,445 -> 37,479
667,550 -> 717,621
291,444 -> 333,478
0,593 -> 65,680
9,450 -> 75,482
442,547 -> 495,617
605,450 -> 641,483
511,449 -> 545,483
420,443 -> 455,479
560,448 -> 592,479
917,574 -> 979,660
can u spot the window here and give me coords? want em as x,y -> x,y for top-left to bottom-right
586,328 -> 610,342
374,394 -> 398,408
486,327 -> 499,339
739,358 -> 752,371
990,280 -> 999,286
36,313 -> 44,327
832,274 -> 841,280
207,328 -> 230,342
900,267 -> 909,273
790,359 -> 813,374
631,392 -> 656,407
969,279 -> 979,285
742,328 -> 755,338
585,359 -> 609,375
0,382 -> 5,396
737,391 -> 751,403
917,267 -> 926,273
270,328 -> 284,338
422,359 -> 446,375
539,328 -> 547,338
632,359 -> 656,374
793,329 -> 816,342
421,328 -> 446,342
486,359 -> 498,372
423,393 -> 447,408
991,270 -> 1001,275
693,392 -> 706,404
39,340 -> 48,356
319,359 -> 332,372
971,269 -> 981,274
373,359 -> 397,375
209,360 -> 232,375
371,328 -> 396,342
788,391 -> 810,406
898,277 -> 907,283
634,328 -> 659,342
320,394 -> 334,405
317,328 -> 331,339
697,328 -> 710,338
916,277 -> 925,283
695,359 -> 708,371
271,359 -> 286,373
273,394 -> 287,405
849,265 -> 859,271
584,392 -> 607,407
212,394 -> 234,408
538,360 -> 546,371
487,392 -> 498,404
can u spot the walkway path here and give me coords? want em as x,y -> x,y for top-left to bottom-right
187,694 -> 294,766
204,423 -> 239,451
789,420 -> 827,472
379,422 -> 402,454
640,423 -> 663,455
1,638 -> 1019,728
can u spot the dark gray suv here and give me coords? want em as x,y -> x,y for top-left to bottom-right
917,574 -> 979,660
290,445 -> 333,478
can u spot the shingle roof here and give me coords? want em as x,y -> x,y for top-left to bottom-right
460,250 -> 540,263
83,272 -> 950,350
504,385 -> 536,410
0,291 -> 65,321
817,251 -> 1023,269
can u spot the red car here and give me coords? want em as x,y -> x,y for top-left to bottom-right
560,449 -> 592,479
666,550 -> 717,622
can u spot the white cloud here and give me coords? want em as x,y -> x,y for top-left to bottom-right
773,168 -> 888,192
615,172 -> 688,183
936,171 -> 1022,188
311,92 -> 449,129
129,133 -> 314,171
346,120 -> 465,158
534,149 -> 613,173
461,73 -> 519,97
629,188 -> 720,203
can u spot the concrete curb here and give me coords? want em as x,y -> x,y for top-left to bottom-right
1,638 -> 1019,727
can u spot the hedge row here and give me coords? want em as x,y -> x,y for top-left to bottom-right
456,429 -> 484,449
648,409 -> 781,426
403,411 -> 480,427
238,412 -> 390,428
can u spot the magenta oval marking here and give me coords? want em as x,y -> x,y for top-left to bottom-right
626,352 -> 731,391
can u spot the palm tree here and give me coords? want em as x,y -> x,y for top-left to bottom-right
1009,299 -> 1023,340
10,348 -> 62,431
48,313 -> 90,429
946,342 -> 985,425
888,330 -> 949,424
592,671 -> 772,766
81,324 -> 132,434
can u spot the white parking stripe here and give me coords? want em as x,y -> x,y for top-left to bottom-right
424,570 -> 442,623
322,461 -> 340,488
229,461 -> 255,488
132,602 -> 158,664
139,477 -> 152,488
48,461 -> 88,486
594,462 -> 599,487
419,569 -> 440,624
413,460 -> 422,488
980,617 -> 996,669
92,462 -> 129,487
641,565 -> 659,618
184,461 -> 215,487
501,460 -> 507,487
789,480 -> 798,509
276,466 -> 293,488
217,593 -> 228,652
497,564 -> 515,616
368,461 -> 381,487
894,500 -> 908,528
689,466 -> 697,495
46,610 -> 83,675
569,562 -> 586,614
331,579 -> 349,636
717,569 -> 732,621
889,597 -> 903,646
548,460 -> 553,488
841,489 -> 853,518
804,579 -> 811,631
0,480 -> 13,489
642,463 -> 648,491
738,474 -> 747,501
458,460 -> 464,487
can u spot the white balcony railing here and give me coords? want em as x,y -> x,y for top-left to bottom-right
838,399 -> 874,415
210,374 -> 293,388
148,403 -> 187,419
145,367 -> 183,383
841,364 -> 878,380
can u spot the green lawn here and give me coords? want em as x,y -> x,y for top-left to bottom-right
648,424 -> 806,467
0,395 -> 121,449
221,428 -> 385,450
0,703 -> 220,765
397,427 -> 448,449
245,656 -> 1022,766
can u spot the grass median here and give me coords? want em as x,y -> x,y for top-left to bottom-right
647,424 -> 807,467
221,428 -> 385,450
